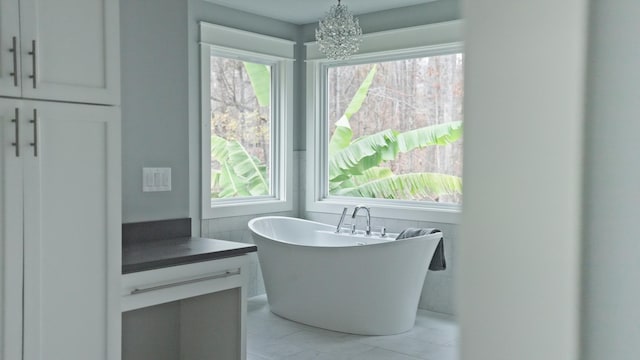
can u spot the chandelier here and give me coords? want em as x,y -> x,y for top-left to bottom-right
315,0 -> 363,60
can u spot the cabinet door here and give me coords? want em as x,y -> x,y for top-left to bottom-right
0,100 -> 24,360
18,0 -> 120,105
0,0 -> 21,97
22,101 -> 121,360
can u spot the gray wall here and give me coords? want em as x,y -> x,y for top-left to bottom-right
459,0 -> 587,359
581,0 -> 640,358
121,0 -> 189,222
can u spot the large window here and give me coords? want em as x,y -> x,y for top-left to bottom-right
326,54 -> 464,204
209,56 -> 274,199
306,20 -> 464,222
200,23 -> 294,218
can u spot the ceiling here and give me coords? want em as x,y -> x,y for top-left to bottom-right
204,0 -> 435,25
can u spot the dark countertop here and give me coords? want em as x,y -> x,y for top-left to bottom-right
122,237 -> 257,274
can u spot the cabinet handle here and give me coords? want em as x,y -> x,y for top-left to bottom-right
9,36 -> 18,87
30,109 -> 38,157
28,40 -> 36,89
11,108 -> 19,157
130,268 -> 241,295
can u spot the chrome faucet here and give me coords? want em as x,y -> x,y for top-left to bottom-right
351,205 -> 371,236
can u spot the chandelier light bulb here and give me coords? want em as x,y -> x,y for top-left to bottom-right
315,0 -> 363,60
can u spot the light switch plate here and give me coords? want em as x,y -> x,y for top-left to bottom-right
143,167 -> 172,192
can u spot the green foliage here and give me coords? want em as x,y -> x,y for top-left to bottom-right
397,122 -> 463,151
328,65 -> 377,154
211,62 -> 463,203
329,129 -> 398,181
327,123 -> 463,199
211,134 -> 268,198
333,172 -> 462,200
328,122 -> 463,182
325,64 -> 462,201
243,62 -> 271,107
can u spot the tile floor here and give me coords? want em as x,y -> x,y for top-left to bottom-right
247,295 -> 458,360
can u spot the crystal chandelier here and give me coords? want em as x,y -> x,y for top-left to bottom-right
315,0 -> 363,60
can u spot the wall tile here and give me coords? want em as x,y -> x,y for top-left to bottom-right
379,218 -> 419,234
420,272 -> 454,315
206,218 -> 219,235
305,212 -> 333,225
228,230 -> 242,242
242,229 -> 255,244
247,257 -> 261,297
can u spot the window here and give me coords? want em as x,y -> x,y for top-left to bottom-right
200,23 -> 294,218
208,56 -> 274,200
306,20 -> 464,223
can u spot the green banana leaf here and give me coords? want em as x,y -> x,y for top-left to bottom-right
328,65 -> 378,154
397,121 -> 463,151
332,172 -> 462,199
226,140 -> 268,196
210,134 -> 269,198
330,166 -> 394,191
341,64 -> 378,122
328,129 -> 398,181
328,122 -> 462,182
211,133 -> 230,162
328,125 -> 354,156
350,167 -> 394,185
217,162 -> 252,198
243,62 -> 271,107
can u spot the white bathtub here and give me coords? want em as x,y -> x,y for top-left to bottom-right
248,216 -> 442,335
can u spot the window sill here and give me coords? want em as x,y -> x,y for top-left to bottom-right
305,198 -> 461,224
202,198 -> 293,219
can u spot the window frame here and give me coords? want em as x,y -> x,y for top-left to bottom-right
305,20 -> 464,224
200,23 -> 294,219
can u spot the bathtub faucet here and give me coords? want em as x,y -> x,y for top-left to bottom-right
351,205 -> 371,236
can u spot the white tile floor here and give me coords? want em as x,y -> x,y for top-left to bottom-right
247,295 -> 459,360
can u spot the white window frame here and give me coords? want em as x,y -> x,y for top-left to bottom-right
305,20 -> 464,224
200,22 -> 295,219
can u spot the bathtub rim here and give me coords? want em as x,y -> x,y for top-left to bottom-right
248,215 -> 442,249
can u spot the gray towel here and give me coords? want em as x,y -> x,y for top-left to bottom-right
395,228 -> 446,271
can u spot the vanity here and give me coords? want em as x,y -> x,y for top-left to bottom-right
121,219 -> 256,360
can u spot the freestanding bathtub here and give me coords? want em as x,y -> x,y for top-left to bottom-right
248,216 -> 443,335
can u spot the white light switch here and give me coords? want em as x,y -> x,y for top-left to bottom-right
143,168 -> 172,192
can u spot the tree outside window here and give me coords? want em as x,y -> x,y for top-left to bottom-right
326,53 -> 464,204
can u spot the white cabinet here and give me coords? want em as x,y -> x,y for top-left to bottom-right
0,0 -> 119,104
1,99 -> 121,360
